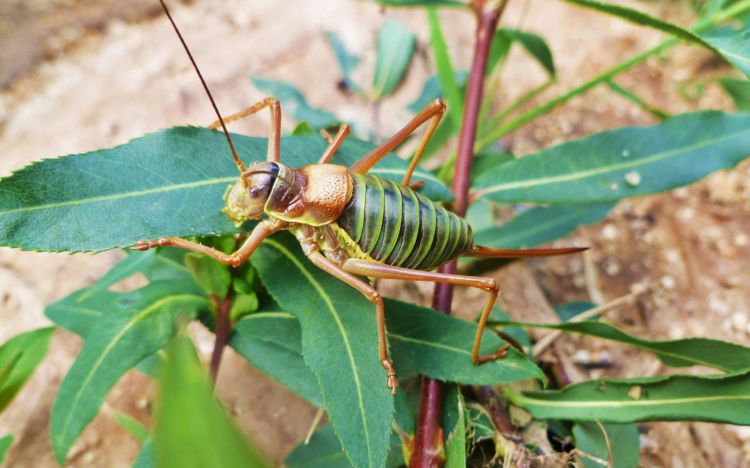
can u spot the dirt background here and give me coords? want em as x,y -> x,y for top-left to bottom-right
1,0 -> 750,466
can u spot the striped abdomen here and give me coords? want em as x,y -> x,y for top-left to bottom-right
336,174 -> 473,270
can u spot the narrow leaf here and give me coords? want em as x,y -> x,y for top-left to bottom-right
718,76 -> 750,110
387,300 -> 544,384
133,437 -> 155,468
372,21 -> 416,99
155,336 -> 269,468
607,80 -> 670,119
251,233 -> 393,468
0,128 -> 451,252
506,371 -> 750,424
251,77 -> 339,129
500,29 -> 556,77
407,71 -> 468,113
474,111 -> 750,204
230,312 -> 322,405
496,319 -> 750,372
0,435 -> 11,464
473,204 -> 613,249
573,422 -> 640,468
285,425 -> 353,468
50,281 -> 209,463
377,0 -> 465,5
114,412 -> 149,443
443,385 -> 466,468
703,28 -> 750,78
427,9 -> 464,128
326,31 -> 362,93
0,328 -> 54,411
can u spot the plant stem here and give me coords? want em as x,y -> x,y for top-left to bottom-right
410,2 -> 507,466
209,292 -> 233,384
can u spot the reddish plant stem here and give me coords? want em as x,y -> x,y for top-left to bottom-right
410,2 -> 506,467
209,292 -> 233,384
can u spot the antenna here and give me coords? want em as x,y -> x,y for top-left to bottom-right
158,0 -> 247,174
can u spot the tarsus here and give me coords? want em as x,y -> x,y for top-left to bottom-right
158,0 -> 247,174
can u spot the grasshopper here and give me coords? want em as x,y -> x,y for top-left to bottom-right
137,0 -> 585,394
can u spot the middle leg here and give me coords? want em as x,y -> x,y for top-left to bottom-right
342,259 -> 509,364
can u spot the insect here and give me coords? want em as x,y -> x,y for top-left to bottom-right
139,0 -> 585,394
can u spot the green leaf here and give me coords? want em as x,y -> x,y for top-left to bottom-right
500,29 -> 556,77
155,336 -> 269,468
229,311 -> 322,406
133,437 -> 155,468
251,77 -> 339,129
573,422 -> 640,468
0,435 -> 11,464
467,404 -> 497,442
442,385 -> 466,468
703,28 -> 750,78
496,319 -> 750,372
251,233 -> 393,468
473,204 -> 612,249
427,9 -> 464,128
505,370 -> 750,424
114,411 -> 149,443
50,281 -> 209,463
386,300 -> 544,384
560,0 -> 717,50
474,111 -> 750,204
0,128 -> 451,253
554,301 -> 597,322
606,80 -> 670,119
185,252 -> 232,297
0,328 -> 54,411
372,21 -> 416,99
229,292 -> 259,321
326,31 -> 362,93
285,425 -> 353,468
718,76 -> 750,110
487,30 -> 513,76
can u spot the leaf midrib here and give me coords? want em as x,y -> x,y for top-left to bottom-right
479,126 -> 750,195
262,239 -> 374,467
55,293 -> 207,455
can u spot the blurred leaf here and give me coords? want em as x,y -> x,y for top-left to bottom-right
702,28 -> 750,78
133,437 -> 155,468
407,71 -> 468,113
326,31 -> 362,93
0,328 -> 54,411
114,412 -> 149,443
473,203 -> 612,249
230,311 -> 322,406
291,121 -> 316,136
561,0 -> 718,50
251,233 -> 393,468
718,76 -> 750,110
442,385 -> 466,468
388,300 -> 544,384
506,370 -> 750,423
286,425 -> 353,468
134,352 -> 165,378
487,30 -> 513,75
185,252 -> 232,298
155,336 -> 269,468
251,76 -> 338,129
495,319 -> 750,372
474,111 -> 750,204
372,21 -> 416,99
607,80 -> 670,119
573,422 -> 640,468
554,301 -> 597,322
470,149 -> 515,184
50,281 -> 209,463
0,435 -> 11,464
229,292 -> 259,321
500,29 -> 556,76
427,9 -> 464,128
0,128 -> 451,253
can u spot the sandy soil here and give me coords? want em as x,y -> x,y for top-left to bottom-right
1,0 -> 749,466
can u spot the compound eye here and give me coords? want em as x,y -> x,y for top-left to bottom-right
247,173 -> 274,199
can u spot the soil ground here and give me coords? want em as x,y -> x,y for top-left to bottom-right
1,0 -> 749,466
